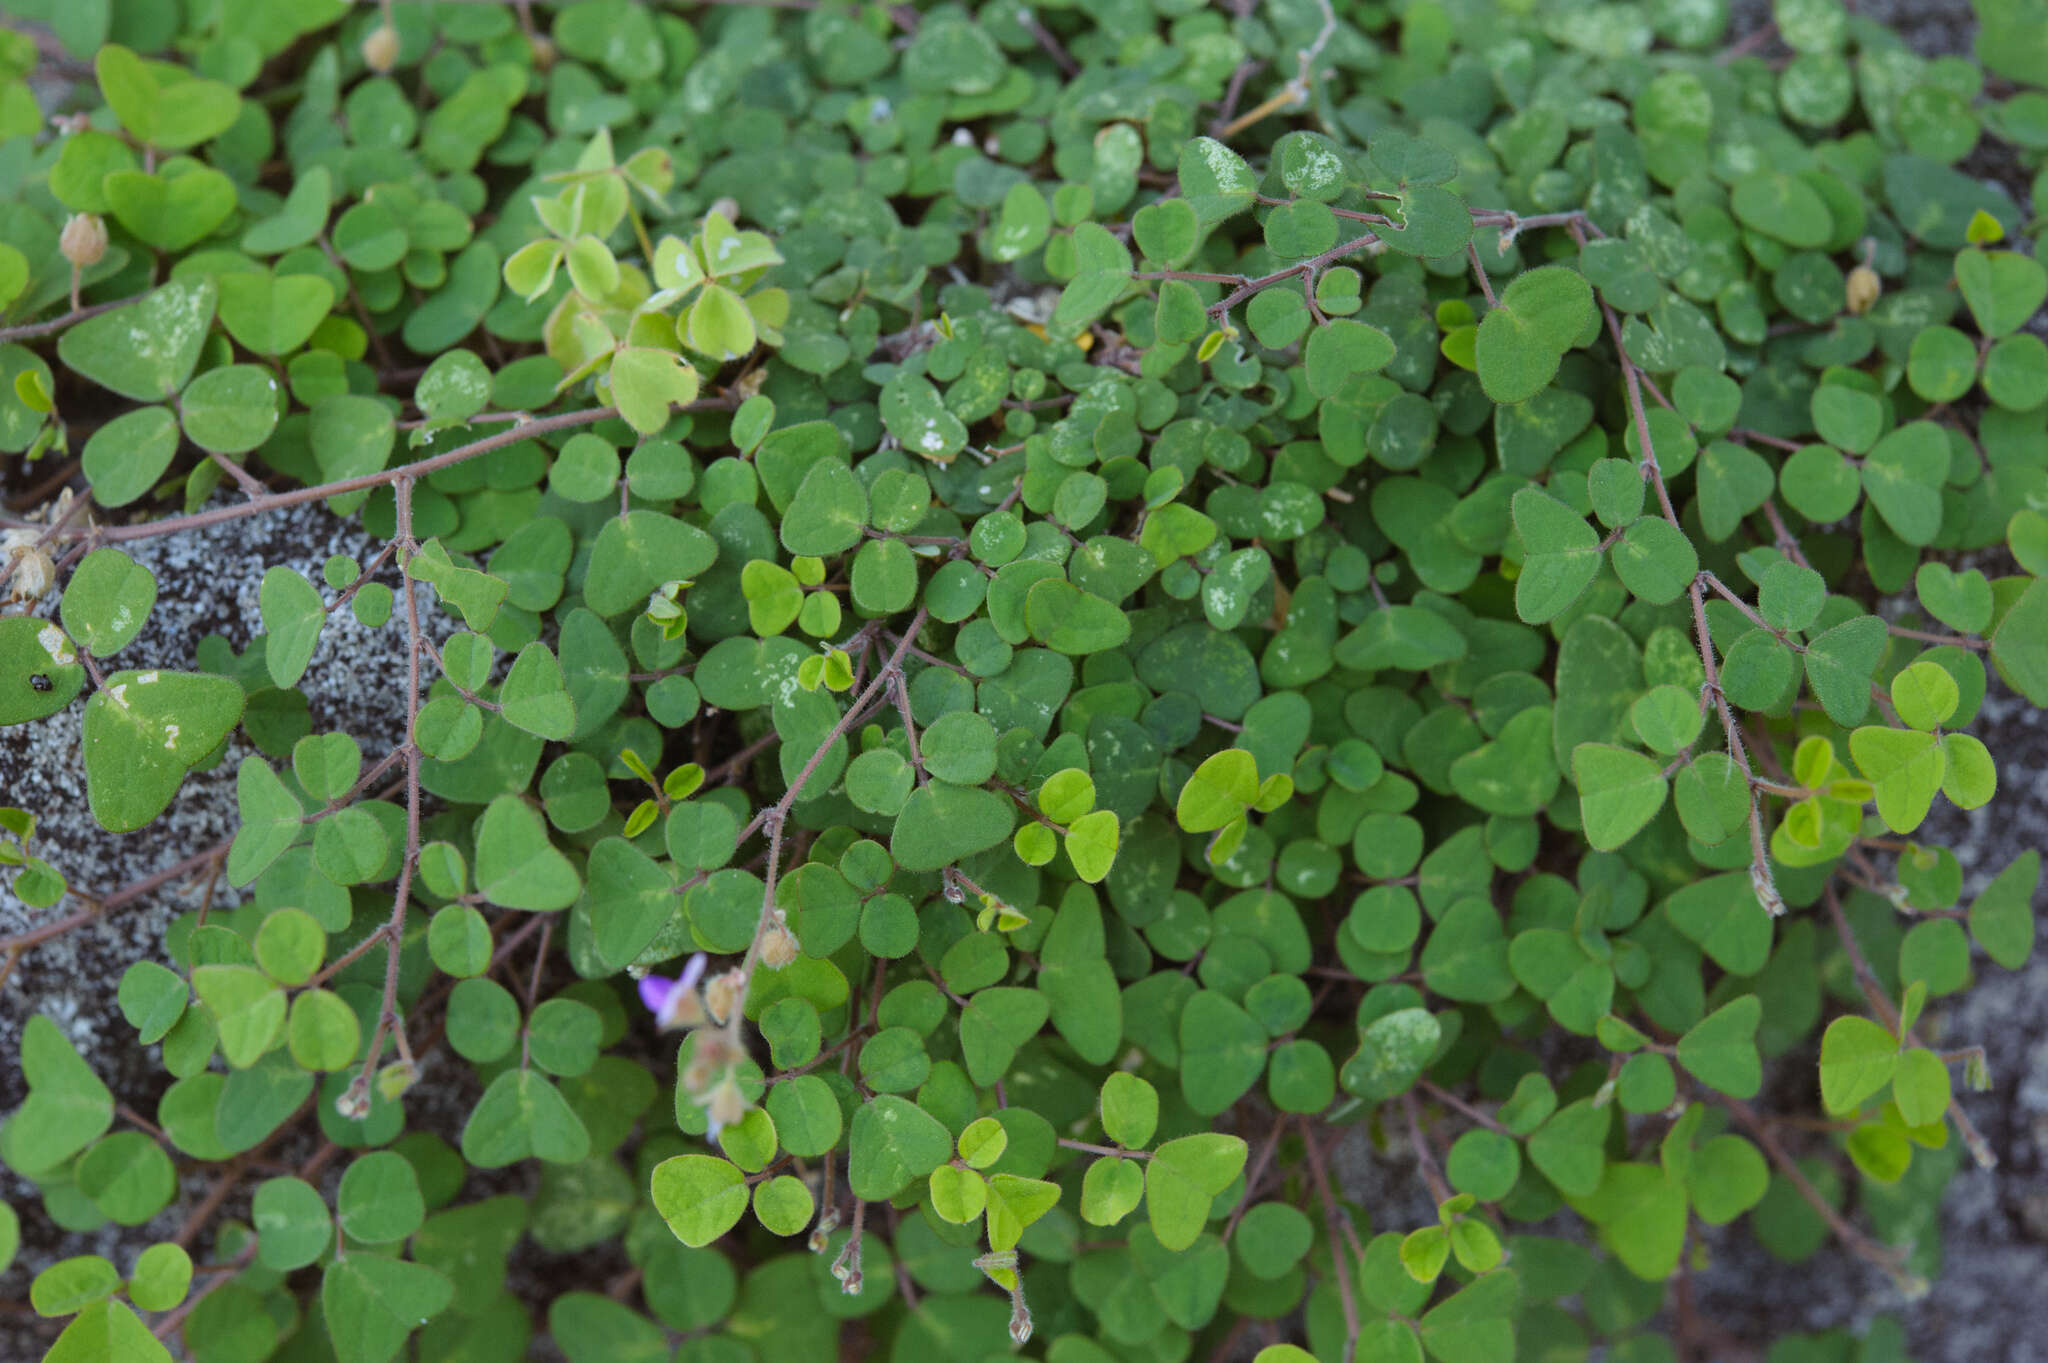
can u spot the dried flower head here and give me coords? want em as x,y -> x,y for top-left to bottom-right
760,911 -> 799,970
360,23 -> 400,73
703,967 -> 745,1025
59,214 -> 107,269
334,1081 -> 371,1122
1750,859 -> 1786,918
704,1073 -> 747,1138
1,531 -> 55,606
1008,1296 -> 1033,1345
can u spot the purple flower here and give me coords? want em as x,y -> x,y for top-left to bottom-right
639,952 -> 709,1031
637,974 -> 675,1015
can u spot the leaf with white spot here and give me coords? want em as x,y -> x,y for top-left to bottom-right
83,670 -> 245,832
0,618 -> 86,724
879,373 -> 966,464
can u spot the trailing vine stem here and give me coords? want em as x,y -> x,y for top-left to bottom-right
1139,202 -> 1809,922
1299,1115 -> 1360,1363
1,406 -> 612,559
721,606 -> 930,1047
0,295 -> 131,344
4,393 -> 737,572
1137,193 -> 2000,1281
0,147 -> 2010,1342
1821,884 -> 1996,1171
1722,1092 -> 1923,1295
336,474 -> 428,1121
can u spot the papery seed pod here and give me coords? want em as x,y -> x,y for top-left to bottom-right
760,913 -> 799,970
708,197 -> 740,225
361,24 -> 400,74
683,1055 -> 714,1093
59,214 -> 106,269
375,1061 -> 415,1102
667,989 -> 708,1029
1965,1051 -> 1992,1091
2,536 -> 55,605
1845,264 -> 1881,316
707,1076 -> 747,1132
527,33 -> 556,71
1750,859 -> 1786,917
694,1028 -> 740,1074
703,968 -> 744,1024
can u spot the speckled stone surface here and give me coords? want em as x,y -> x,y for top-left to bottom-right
0,501 -> 434,1356
1684,678 -> 2048,1363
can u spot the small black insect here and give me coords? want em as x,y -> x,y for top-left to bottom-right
29,674 -> 52,693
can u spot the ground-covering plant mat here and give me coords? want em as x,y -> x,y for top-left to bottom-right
1,0 -> 2046,1360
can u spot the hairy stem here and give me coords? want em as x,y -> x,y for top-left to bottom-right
722,608 -> 930,1042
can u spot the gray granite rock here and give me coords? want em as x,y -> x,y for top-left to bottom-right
0,500 -> 431,1356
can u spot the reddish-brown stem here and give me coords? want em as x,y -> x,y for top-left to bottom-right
303,923 -> 391,991
1822,885 -> 1996,1169
1298,1117 -> 1359,1363
79,407 -> 616,546
0,840 -> 230,961
1467,243 -> 1498,308
1418,1078 -> 1509,1134
1720,1093 -> 1917,1289
1760,498 -> 1813,570
1403,1092 -> 1452,1203
526,918 -> 554,1012
343,477 -> 428,1113
1210,58 -> 1266,137
1221,1115 -> 1290,1240
323,540 -> 399,616
1595,290 -> 1682,528
321,235 -> 395,371
1729,426 -> 1802,451
1886,622 -> 1987,650
150,1243 -> 256,1341
0,296 -> 130,344
203,449 -> 269,500
1015,6 -> 1077,75
1689,578 -> 1782,914
721,609 -> 930,1041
